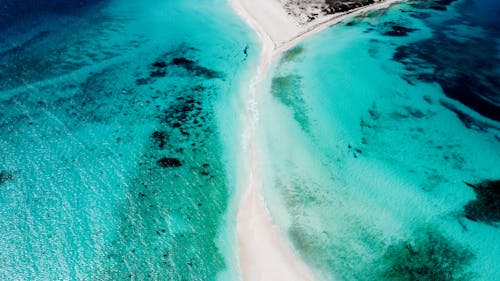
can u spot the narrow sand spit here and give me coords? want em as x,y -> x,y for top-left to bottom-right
229,1 -> 401,280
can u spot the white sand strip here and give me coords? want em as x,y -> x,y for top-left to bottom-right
229,1 -> 401,281
229,0 -> 318,280
231,0 -> 301,48
237,169 -> 317,281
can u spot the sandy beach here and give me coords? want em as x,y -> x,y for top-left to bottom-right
229,0 -> 401,280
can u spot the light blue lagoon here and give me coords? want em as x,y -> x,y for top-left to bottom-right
259,0 -> 500,280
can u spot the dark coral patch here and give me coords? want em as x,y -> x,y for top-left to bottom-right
150,69 -> 166,78
463,180 -> 500,224
380,229 -> 474,280
157,157 -> 182,168
381,21 -> 418,37
142,53 -> 223,80
170,57 -> 222,79
0,170 -> 14,185
438,74 -> 500,122
136,78 -> 151,85
171,57 -> 195,68
152,60 -> 167,68
151,131 -> 167,149
148,60 -> 168,78
382,24 -> 419,36
439,101 -> 498,131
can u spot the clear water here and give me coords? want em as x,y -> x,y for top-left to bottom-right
2,0 -> 499,279
260,0 -> 500,280
0,0 -> 257,279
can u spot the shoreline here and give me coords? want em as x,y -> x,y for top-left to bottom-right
229,0 -> 401,280
275,0 -> 403,56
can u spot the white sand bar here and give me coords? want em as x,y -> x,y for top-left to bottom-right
232,0 -> 301,48
229,0 -> 401,280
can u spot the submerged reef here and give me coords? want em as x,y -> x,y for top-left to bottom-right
380,21 -> 418,36
0,42 -> 237,278
463,180 -> 500,224
380,228 -> 474,281
288,216 -> 474,281
146,56 -> 223,80
390,1 -> 500,122
102,45 -> 230,279
393,35 -> 500,122
439,101 -> 499,132
0,170 -> 15,186
282,46 -> 305,62
151,131 -> 167,149
271,75 -> 310,131
170,57 -> 223,79
156,157 -> 182,168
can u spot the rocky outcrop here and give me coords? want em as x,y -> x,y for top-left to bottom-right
281,0 -> 378,24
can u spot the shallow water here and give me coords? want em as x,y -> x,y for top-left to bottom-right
260,0 -> 500,280
0,0 -> 257,279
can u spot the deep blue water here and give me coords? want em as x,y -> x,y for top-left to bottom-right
393,0 -> 500,122
0,0 -> 104,29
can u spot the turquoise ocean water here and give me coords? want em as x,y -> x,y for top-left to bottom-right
0,0 -> 257,279
260,0 -> 499,280
2,0 -> 499,280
